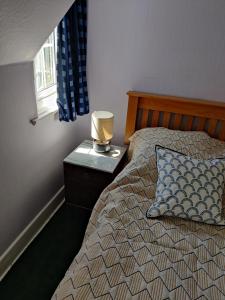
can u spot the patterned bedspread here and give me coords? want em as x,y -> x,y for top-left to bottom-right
52,128 -> 225,300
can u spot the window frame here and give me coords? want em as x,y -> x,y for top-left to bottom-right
33,28 -> 58,119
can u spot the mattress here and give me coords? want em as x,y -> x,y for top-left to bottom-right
52,128 -> 225,300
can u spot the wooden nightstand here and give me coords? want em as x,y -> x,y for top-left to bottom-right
64,140 -> 127,209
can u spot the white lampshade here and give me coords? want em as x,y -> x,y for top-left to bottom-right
91,111 -> 114,142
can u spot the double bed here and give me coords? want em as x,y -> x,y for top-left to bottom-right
52,91 -> 225,299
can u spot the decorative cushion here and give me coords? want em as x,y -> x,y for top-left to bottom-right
146,145 -> 225,225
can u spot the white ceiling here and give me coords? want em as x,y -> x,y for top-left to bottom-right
0,0 -> 75,66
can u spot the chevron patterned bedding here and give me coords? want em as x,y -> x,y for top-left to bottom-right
52,128 -> 225,300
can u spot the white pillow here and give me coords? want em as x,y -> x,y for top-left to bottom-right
146,145 -> 225,225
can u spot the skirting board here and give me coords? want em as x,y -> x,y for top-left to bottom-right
0,186 -> 65,281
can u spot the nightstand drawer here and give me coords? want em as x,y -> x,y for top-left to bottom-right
63,140 -> 127,210
64,163 -> 113,209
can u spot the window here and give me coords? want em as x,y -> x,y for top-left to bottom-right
33,29 -> 58,117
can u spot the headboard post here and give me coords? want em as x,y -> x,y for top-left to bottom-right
124,93 -> 139,144
219,121 -> 225,140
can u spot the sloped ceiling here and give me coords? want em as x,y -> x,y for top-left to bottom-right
0,0 -> 75,66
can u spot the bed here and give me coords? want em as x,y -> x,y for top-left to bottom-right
52,91 -> 225,300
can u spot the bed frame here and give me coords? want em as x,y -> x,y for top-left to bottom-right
125,91 -> 225,144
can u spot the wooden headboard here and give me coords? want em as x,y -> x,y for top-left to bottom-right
125,91 -> 225,144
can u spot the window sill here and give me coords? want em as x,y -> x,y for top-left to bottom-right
30,107 -> 58,125
30,92 -> 58,125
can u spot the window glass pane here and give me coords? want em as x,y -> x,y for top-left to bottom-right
34,30 -> 56,95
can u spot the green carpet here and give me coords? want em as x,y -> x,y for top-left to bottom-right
0,203 -> 91,300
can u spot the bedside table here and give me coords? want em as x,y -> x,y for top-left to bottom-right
64,140 -> 127,209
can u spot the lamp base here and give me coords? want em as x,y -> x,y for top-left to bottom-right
93,140 -> 111,153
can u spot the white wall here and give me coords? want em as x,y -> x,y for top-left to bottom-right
86,0 -> 225,145
0,0 -> 74,65
0,62 -> 89,255
0,0 -> 87,256
1,0 -> 225,255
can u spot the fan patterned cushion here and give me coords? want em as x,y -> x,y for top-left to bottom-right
147,145 -> 225,225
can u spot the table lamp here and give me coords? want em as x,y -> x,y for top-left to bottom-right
91,111 -> 114,152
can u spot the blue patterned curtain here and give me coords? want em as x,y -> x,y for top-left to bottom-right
56,0 -> 89,122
